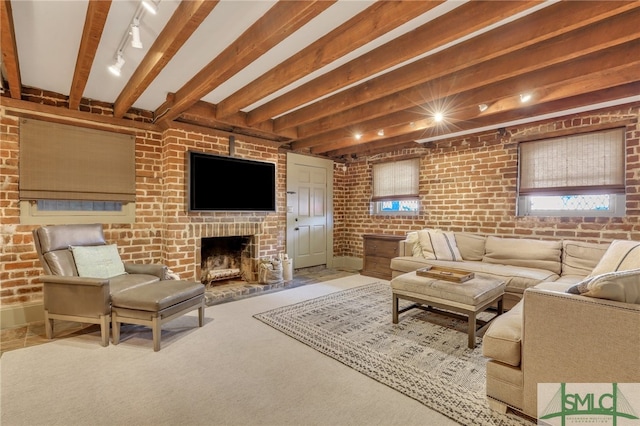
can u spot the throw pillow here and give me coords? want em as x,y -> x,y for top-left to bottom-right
70,244 -> 126,278
587,240 -> 640,278
567,268 -> 640,304
405,232 -> 423,257
417,229 -> 462,261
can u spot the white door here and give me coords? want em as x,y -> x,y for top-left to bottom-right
286,153 -> 333,269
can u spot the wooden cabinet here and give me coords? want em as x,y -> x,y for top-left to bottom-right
361,234 -> 404,280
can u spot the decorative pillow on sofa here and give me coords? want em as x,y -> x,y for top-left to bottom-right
70,244 -> 126,278
587,240 -> 640,277
417,229 -> 462,261
405,232 -> 423,257
567,268 -> 640,304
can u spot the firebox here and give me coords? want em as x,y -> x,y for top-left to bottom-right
200,236 -> 254,285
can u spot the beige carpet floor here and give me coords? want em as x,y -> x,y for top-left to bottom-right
1,274 -> 460,426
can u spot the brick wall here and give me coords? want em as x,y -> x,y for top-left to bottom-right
0,107 -> 285,309
1,99 -> 638,313
336,103 -> 640,260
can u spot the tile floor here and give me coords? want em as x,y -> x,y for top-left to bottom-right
0,266 -> 358,356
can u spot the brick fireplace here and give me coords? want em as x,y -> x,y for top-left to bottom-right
192,222 -> 263,285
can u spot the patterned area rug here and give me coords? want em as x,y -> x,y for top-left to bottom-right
254,282 -> 531,426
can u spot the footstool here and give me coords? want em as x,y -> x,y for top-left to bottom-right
391,271 -> 505,348
111,280 -> 205,351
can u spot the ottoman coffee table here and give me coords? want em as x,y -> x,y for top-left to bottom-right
391,271 -> 505,348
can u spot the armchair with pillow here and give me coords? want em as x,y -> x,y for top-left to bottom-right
32,224 -> 178,347
482,240 -> 640,419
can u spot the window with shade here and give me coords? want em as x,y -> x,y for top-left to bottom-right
517,128 -> 626,217
19,118 -> 136,224
371,157 -> 420,215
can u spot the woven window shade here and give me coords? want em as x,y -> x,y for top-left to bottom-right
19,119 -> 136,202
519,128 -> 625,196
372,158 -> 419,202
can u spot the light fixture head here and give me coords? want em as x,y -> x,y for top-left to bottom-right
520,93 -> 532,103
377,129 -> 384,136
478,103 -> 488,112
131,19 -> 143,49
434,112 -> 444,122
108,53 -> 125,76
354,133 -> 362,140
142,0 -> 158,15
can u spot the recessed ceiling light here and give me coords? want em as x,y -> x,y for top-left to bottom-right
354,133 -> 362,140
520,93 -> 532,103
377,129 -> 384,136
478,104 -> 488,112
434,112 -> 444,122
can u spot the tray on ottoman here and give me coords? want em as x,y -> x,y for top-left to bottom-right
416,266 -> 474,283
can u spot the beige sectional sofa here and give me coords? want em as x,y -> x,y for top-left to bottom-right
390,230 -> 640,419
390,230 -> 609,308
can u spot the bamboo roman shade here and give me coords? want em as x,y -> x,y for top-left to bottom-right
371,158 -> 419,202
519,128 -> 625,196
19,119 -> 136,202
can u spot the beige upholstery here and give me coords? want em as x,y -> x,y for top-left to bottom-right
33,224 -> 205,350
483,283 -> 640,419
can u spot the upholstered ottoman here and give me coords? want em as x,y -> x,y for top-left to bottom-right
391,271 -> 505,348
111,280 -> 205,351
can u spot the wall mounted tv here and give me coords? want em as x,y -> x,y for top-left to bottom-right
187,150 -> 276,212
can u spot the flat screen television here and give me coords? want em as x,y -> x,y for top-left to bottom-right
187,150 -> 276,212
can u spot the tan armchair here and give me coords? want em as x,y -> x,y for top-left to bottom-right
33,224 -> 167,347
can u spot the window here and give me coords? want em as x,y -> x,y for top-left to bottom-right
371,157 -> 420,215
517,128 -> 625,217
19,118 -> 136,224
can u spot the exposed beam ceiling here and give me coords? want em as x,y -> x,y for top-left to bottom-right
2,0 -> 639,159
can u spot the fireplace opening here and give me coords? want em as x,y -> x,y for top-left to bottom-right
201,236 -> 253,286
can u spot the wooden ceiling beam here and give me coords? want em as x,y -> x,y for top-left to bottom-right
277,1 -> 640,134
1,0 -> 22,99
179,101 -> 297,140
324,61 -> 640,157
296,11 -> 640,141
113,0 -> 218,118
155,0 -> 335,125
214,1 -> 444,119
248,0 -> 542,127
68,0 -> 111,110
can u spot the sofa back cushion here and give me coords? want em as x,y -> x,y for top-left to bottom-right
483,236 -> 562,274
562,240 -> 609,277
454,233 -> 486,261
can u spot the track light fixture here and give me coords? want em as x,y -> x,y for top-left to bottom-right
142,0 -> 158,15
108,1 -> 161,77
131,18 -> 143,49
108,52 -> 125,76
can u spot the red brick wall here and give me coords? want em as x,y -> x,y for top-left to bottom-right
336,103 -> 640,260
0,110 -> 284,308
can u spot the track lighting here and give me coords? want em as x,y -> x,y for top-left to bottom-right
142,0 -> 158,15
108,53 -> 125,76
520,93 -> 532,103
478,104 -> 488,112
434,112 -> 444,122
131,19 -> 143,49
377,129 -> 384,136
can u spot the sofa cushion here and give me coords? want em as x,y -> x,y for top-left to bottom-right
587,240 -> 640,277
70,244 -> 126,278
417,229 -> 462,261
483,236 -> 562,274
568,269 -> 640,304
454,232 -> 486,261
562,240 -> 608,277
482,300 -> 523,367
109,273 -> 161,294
389,257 -> 558,295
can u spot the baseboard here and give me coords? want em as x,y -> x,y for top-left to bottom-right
1,301 -> 44,330
331,256 -> 362,272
